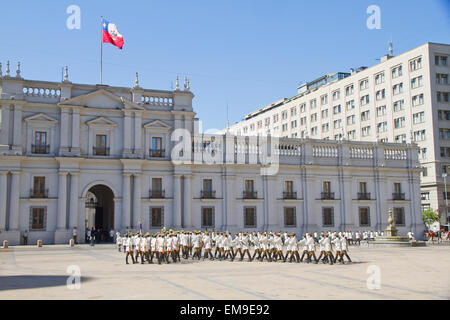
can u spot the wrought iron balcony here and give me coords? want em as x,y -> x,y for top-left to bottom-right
93,147 -> 110,156
31,144 -> 50,154
321,192 -> 335,200
30,189 -> 49,198
243,191 -> 258,199
283,191 -> 297,199
149,149 -> 165,158
150,190 -> 165,199
392,193 -> 405,200
357,192 -> 371,200
201,190 -> 216,199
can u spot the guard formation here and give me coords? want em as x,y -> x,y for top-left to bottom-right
114,229 -> 381,265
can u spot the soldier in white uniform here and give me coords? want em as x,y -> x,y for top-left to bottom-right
272,233 -> 284,262
316,233 -> 326,263
187,232 -> 193,256
340,235 -> 352,263
240,232 -> 252,261
306,233 -> 318,263
217,232 -> 225,260
323,233 -> 334,265
149,234 -> 157,263
298,234 -> 308,262
288,233 -> 300,262
125,233 -> 136,264
222,233 -> 233,261
332,234 -> 343,263
180,231 -> 189,259
233,233 -> 243,260
156,234 -> 165,264
139,233 -> 150,264
260,233 -> 271,262
192,231 -> 203,260
134,233 -> 143,263
202,232 -> 214,260
116,233 -> 122,252
250,232 -> 261,261
355,231 -> 361,246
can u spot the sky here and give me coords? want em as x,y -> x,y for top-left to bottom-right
1,0 -> 449,132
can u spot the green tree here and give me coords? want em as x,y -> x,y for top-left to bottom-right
422,209 -> 439,227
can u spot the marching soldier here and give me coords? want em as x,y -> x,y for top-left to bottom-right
240,232 -> 252,261
181,231 -> 189,259
156,233 -> 166,264
233,233 -> 243,260
222,233 -> 233,261
188,232 -> 194,256
316,233 -> 326,263
332,234 -> 343,264
134,233 -> 143,263
260,232 -> 271,262
139,233 -> 150,264
192,231 -> 202,260
340,235 -> 352,263
323,233 -> 334,265
202,232 -> 214,260
116,232 -> 122,252
355,231 -> 361,246
149,234 -> 157,263
125,233 -> 136,264
298,234 -> 308,262
273,233 -> 284,262
306,233 -> 318,263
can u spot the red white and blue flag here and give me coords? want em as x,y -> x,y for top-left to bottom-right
102,18 -> 124,49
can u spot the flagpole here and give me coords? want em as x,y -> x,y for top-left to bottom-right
100,16 -> 103,85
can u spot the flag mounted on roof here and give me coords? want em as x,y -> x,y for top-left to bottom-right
102,18 -> 124,49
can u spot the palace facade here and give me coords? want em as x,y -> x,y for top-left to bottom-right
0,66 -> 424,244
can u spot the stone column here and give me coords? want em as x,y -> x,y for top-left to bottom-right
223,174 -> 236,231
0,106 -> 10,145
123,112 -> 132,156
0,172 -> 7,230
114,199 -> 122,232
184,114 -> 192,133
60,108 -> 69,153
71,108 -> 80,153
183,175 -> 192,228
133,174 -> 142,228
9,171 -> 21,230
12,105 -> 22,149
341,175 -> 353,230
173,175 -> 181,228
68,173 -> 79,228
134,113 -> 142,156
266,176 -> 277,230
56,172 -> 68,229
122,173 -> 131,229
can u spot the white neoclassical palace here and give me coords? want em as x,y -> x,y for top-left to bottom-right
0,64 -> 424,244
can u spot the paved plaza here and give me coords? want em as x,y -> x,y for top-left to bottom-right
0,244 -> 449,300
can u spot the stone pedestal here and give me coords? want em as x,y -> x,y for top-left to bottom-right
3,240 -> 8,248
37,239 -> 43,247
69,239 -> 75,247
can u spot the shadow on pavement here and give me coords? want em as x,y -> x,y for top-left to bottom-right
0,275 -> 92,291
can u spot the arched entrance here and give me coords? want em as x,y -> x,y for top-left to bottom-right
85,185 -> 115,242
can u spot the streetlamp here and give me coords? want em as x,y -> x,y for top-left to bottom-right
443,173 -> 449,232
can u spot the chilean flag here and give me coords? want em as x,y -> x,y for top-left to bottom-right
102,18 -> 124,49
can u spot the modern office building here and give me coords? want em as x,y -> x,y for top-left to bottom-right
0,65 -> 423,244
227,42 -> 450,226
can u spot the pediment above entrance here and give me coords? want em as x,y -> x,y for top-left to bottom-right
59,88 -> 144,110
